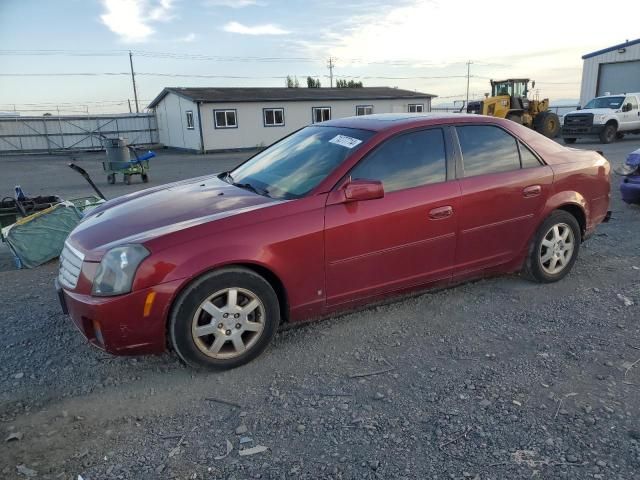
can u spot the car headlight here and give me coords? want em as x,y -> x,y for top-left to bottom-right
92,244 -> 149,296
594,115 -> 607,124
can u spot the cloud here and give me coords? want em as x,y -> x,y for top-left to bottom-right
204,0 -> 266,7
223,21 -> 289,35
301,0 -> 640,100
178,32 -> 196,42
100,0 -> 175,43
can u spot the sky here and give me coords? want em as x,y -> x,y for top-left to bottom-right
1,0 -> 639,114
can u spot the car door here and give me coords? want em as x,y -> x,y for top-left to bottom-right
624,95 -> 640,130
453,124 -> 553,273
324,127 -> 460,307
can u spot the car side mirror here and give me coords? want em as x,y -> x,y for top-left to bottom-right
576,106 -> 582,110
623,103 -> 632,112
344,179 -> 384,202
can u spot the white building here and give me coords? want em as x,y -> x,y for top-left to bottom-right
579,38 -> 640,106
148,87 -> 435,152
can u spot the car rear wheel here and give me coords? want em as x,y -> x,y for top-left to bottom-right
170,268 -> 280,369
524,211 -> 581,283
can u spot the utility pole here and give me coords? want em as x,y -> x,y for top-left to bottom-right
129,50 -> 139,113
128,99 -> 132,113
327,57 -> 335,88
465,60 -> 473,108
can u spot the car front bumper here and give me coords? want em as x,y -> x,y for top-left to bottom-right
56,278 -> 183,355
562,125 -> 605,137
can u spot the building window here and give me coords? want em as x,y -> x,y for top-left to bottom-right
263,108 -> 285,127
356,105 -> 373,116
214,109 -> 237,129
408,104 -> 424,113
312,107 -> 331,123
185,110 -> 194,129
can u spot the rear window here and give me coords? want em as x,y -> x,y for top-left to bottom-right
456,125 -> 520,177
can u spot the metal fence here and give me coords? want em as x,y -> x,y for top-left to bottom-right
0,113 -> 158,154
430,104 -> 580,116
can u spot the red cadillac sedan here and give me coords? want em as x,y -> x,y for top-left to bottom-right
56,114 -> 610,369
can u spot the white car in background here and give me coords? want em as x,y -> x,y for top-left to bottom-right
562,93 -> 640,144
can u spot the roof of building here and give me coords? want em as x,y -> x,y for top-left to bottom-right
582,38 -> 640,59
148,86 -> 436,108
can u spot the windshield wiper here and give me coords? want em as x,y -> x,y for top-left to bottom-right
233,182 -> 271,198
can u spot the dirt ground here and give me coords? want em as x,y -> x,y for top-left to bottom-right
1,138 -> 639,480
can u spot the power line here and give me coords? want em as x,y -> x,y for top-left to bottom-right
0,49 -> 513,68
0,72 -> 490,80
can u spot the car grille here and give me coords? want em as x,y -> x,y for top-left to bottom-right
58,242 -> 85,289
563,113 -> 593,127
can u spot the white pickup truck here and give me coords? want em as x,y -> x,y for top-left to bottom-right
562,93 -> 640,144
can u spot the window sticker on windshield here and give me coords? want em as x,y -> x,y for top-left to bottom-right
329,134 -> 363,149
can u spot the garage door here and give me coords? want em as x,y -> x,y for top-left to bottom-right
597,61 -> 640,96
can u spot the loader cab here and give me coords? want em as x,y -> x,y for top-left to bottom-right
489,78 -> 531,114
490,79 -> 530,98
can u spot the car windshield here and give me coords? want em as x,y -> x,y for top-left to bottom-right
225,126 -> 374,199
584,96 -> 625,109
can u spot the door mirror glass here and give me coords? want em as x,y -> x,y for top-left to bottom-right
344,179 -> 384,202
576,106 -> 582,110
623,102 -> 632,112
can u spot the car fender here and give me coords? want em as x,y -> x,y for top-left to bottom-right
542,191 -> 589,228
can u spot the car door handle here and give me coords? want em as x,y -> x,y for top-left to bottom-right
428,205 -> 453,220
523,185 -> 542,198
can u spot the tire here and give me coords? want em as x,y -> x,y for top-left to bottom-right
563,138 -> 577,144
123,174 -> 131,185
506,113 -> 523,124
599,123 -> 617,144
524,210 -> 581,283
169,267 -> 280,370
533,112 -> 560,138
142,173 -> 149,183
107,173 -> 115,184
616,132 -> 625,140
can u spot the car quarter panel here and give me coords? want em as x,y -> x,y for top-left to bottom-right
134,195 -> 328,322
545,157 -> 610,235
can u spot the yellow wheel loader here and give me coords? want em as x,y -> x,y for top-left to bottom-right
466,79 -> 560,138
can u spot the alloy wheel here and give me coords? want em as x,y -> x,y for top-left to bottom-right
539,223 -> 575,275
191,287 -> 265,359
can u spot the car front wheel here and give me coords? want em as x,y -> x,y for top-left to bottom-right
169,268 -> 280,369
599,123 -> 617,144
524,211 -> 581,283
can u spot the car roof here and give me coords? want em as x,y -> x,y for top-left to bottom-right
321,112 -> 505,132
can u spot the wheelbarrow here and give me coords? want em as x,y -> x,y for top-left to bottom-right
103,147 -> 156,185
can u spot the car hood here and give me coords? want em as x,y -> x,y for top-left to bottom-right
68,174 -> 279,258
565,108 -> 616,116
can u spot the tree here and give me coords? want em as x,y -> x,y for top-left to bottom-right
335,79 -> 363,88
285,75 -> 300,88
307,76 -> 321,88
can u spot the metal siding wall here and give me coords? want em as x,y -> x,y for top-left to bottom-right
580,43 -> 640,105
0,114 -> 158,153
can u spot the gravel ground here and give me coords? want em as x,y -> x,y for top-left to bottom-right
1,139 -> 639,480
